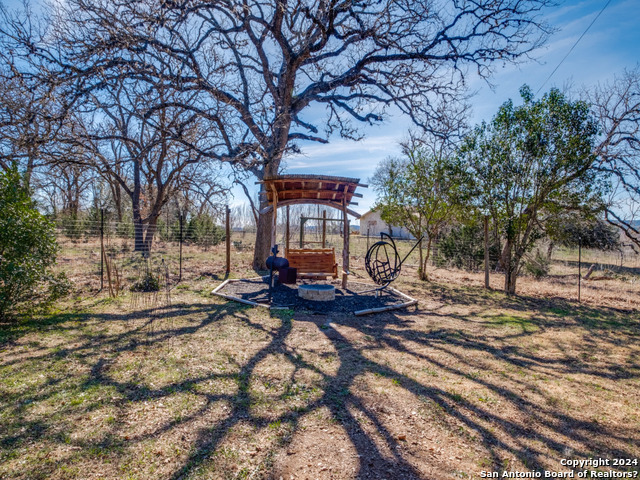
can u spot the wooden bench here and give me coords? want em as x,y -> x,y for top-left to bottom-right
285,248 -> 338,279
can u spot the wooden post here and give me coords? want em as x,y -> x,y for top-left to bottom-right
179,213 -> 183,282
225,205 -> 231,276
103,249 -> 114,297
484,215 -> 490,289
299,215 -> 304,248
100,208 -> 104,291
367,228 -> 370,250
342,198 -> 349,290
578,236 -> 581,303
285,206 -> 290,253
270,185 -> 278,251
322,210 -> 327,247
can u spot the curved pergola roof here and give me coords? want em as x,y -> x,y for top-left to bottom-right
258,174 -> 367,218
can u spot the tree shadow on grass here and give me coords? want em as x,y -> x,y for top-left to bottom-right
0,312 -> 88,346
0,285 -> 638,479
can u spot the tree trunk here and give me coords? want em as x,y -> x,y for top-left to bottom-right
133,214 -> 146,253
23,123 -> 38,189
143,214 -> 160,253
420,237 -> 433,281
252,163 -> 278,271
71,173 -> 80,218
505,268 -> 518,294
546,241 -> 555,262
492,216 -> 504,271
110,180 -> 123,222
131,158 -> 146,252
418,238 -> 425,281
502,239 -> 516,294
253,203 -> 273,270
503,241 -> 526,295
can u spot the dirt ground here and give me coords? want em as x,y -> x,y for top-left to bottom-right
1,243 -> 639,479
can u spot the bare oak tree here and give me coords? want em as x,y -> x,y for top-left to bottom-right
68,81 -> 229,252
2,0 -> 552,266
589,68 -> 640,245
33,161 -> 94,217
0,65 -> 75,188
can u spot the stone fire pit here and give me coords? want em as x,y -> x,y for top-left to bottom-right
298,284 -> 335,301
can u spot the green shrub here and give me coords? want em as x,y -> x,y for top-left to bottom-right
524,249 -> 550,279
59,213 -> 84,239
435,222 -> 500,271
184,214 -> 225,247
130,272 -> 160,292
546,212 -> 621,251
115,221 -> 134,239
156,218 -> 181,242
56,211 -> 100,239
0,167 -> 68,320
129,257 -> 162,292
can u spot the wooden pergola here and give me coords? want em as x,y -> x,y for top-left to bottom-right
258,174 -> 367,288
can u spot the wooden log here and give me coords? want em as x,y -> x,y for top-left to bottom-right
354,299 -> 418,316
212,292 -> 271,308
211,277 -> 265,295
212,277 -> 291,309
212,278 -> 231,294
583,264 -> 596,280
389,287 -> 418,303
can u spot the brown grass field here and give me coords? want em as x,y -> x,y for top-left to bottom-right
0,237 -> 639,479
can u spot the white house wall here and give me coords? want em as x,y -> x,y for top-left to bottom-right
359,210 -> 414,240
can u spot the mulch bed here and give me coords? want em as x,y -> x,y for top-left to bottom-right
219,278 -> 410,314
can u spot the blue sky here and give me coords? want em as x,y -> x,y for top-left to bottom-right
6,0 -> 637,219
232,0 -> 640,222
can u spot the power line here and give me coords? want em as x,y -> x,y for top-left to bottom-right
536,0 -> 613,95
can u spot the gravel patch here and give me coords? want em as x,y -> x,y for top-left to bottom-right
220,278 -> 410,313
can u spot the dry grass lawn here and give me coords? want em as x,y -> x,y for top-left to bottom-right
0,246 -> 639,479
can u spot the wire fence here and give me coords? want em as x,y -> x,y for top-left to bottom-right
53,216 -> 640,307
54,215 -> 227,292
